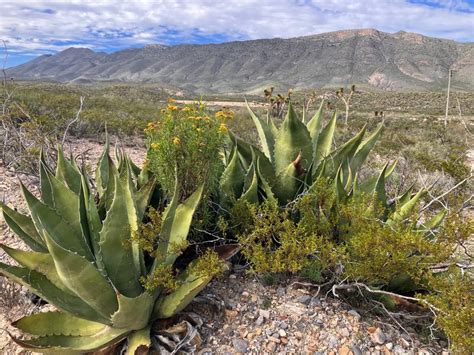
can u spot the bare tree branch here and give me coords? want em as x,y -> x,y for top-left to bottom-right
61,96 -> 84,147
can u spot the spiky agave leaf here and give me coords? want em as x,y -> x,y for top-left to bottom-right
1,142 -> 220,354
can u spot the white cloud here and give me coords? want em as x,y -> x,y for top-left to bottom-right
0,0 -> 473,60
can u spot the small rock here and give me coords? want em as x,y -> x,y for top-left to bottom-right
229,274 -> 237,279
340,327 -> 350,338
268,336 -> 281,343
328,335 -> 340,349
255,315 -> 264,326
393,345 -> 404,353
232,339 -> 248,353
225,309 -> 238,320
267,341 -> 277,352
279,329 -> 287,337
259,309 -> 270,319
385,342 -> 393,350
272,332 -> 280,339
255,328 -> 262,336
281,337 -> 288,345
241,291 -> 250,297
294,331 -> 303,339
370,328 -> 386,345
338,345 -> 352,355
296,294 -> 312,305
280,321 -> 288,329
350,345 -> 363,355
276,287 -> 285,297
399,338 -> 410,348
348,310 -> 361,320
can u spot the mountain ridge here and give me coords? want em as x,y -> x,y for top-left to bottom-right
7,29 -> 474,93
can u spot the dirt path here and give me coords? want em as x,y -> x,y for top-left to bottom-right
175,99 -> 267,108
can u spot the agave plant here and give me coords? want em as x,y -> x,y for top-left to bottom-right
0,143 -> 233,354
220,100 -> 386,206
219,101 -> 447,294
221,100 -> 447,224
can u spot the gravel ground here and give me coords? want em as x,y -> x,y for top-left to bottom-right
0,139 -> 450,354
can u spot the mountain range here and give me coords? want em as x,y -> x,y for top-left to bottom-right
7,29 -> 474,93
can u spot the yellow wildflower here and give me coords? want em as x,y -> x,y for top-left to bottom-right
172,137 -> 181,145
196,128 -> 203,133
219,123 -> 228,134
182,106 -> 192,113
167,105 -> 179,111
215,111 -> 225,119
167,97 -> 176,103
215,109 -> 235,120
150,143 -> 160,150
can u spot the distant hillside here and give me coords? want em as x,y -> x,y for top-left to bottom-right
7,29 -> 474,93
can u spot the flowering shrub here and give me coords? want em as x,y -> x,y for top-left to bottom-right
145,99 -> 233,199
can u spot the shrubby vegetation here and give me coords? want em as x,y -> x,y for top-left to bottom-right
145,98 -> 232,199
0,84 -> 472,353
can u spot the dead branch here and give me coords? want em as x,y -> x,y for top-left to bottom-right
61,96 -> 84,147
330,281 -> 444,314
420,175 -> 472,212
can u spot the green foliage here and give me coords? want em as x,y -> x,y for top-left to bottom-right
146,100 -> 230,199
420,270 -> 474,353
237,200 -> 334,274
220,100 -> 386,207
0,143 -> 228,353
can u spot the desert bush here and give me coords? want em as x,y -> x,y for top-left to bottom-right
145,99 -> 231,200
235,185 -> 472,350
420,269 -> 474,353
0,143 -> 231,353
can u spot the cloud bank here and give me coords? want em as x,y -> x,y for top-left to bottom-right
1,0 -> 473,66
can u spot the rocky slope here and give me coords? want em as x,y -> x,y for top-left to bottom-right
7,29 -> 474,93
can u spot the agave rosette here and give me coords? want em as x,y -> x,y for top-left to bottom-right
0,141 -> 230,354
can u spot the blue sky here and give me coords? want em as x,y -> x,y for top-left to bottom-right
1,0 -> 473,67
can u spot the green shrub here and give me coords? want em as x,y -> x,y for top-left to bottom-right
145,99 -> 231,199
420,269 -> 474,353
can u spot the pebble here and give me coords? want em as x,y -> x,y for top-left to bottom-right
370,328 -> 386,345
268,336 -> 281,343
255,315 -> 264,326
350,345 -> 363,355
296,294 -> 312,305
340,327 -> 350,337
267,341 -> 277,352
232,339 -> 248,353
399,337 -> 410,348
259,309 -> 270,319
338,345 -> 351,355
385,342 -> 393,350
241,291 -> 249,298
348,310 -> 361,320
278,329 -> 287,337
